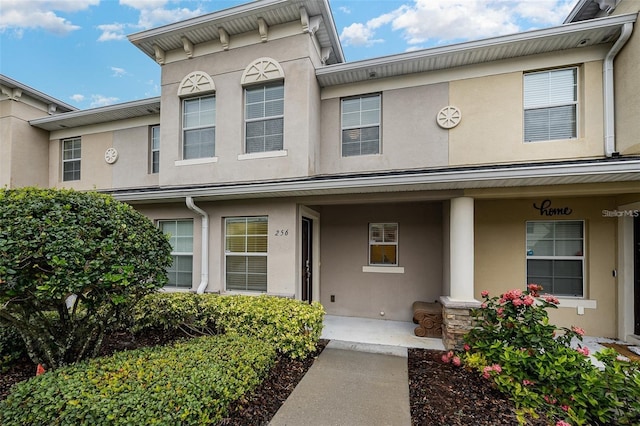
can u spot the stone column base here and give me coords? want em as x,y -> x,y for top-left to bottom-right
439,296 -> 481,350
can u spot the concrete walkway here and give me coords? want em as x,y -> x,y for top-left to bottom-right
269,341 -> 411,426
270,316 -> 434,426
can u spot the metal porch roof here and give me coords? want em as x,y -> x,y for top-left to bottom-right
109,157 -> 640,204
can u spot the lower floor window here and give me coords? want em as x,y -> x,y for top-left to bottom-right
159,220 -> 193,288
526,220 -> 584,297
225,216 -> 268,292
369,223 -> 398,265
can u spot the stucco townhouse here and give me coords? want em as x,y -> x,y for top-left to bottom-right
1,0 -> 639,349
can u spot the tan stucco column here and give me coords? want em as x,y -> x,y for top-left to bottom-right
449,196 -> 475,301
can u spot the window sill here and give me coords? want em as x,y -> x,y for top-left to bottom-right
175,157 -> 218,166
362,266 -> 405,274
555,298 -> 597,309
237,150 -> 288,161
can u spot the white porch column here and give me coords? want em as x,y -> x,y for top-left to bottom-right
449,197 -> 475,301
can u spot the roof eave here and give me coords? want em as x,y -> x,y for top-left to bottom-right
29,97 -> 161,131
0,74 -> 77,112
316,12 -> 637,84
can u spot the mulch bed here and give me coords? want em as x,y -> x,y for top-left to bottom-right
2,332 -> 550,425
408,348 -> 548,425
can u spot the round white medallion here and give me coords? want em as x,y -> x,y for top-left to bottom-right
436,106 -> 462,129
104,147 -> 119,164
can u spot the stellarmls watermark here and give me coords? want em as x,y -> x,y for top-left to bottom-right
602,209 -> 640,217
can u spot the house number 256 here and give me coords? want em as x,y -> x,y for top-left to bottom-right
274,229 -> 289,236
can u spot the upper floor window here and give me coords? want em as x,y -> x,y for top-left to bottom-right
524,68 -> 577,142
341,94 -> 381,157
183,95 -> 215,159
62,137 -> 81,181
159,219 -> 193,289
369,223 -> 398,266
150,125 -> 160,173
245,83 -> 284,153
225,216 -> 268,292
526,220 -> 584,297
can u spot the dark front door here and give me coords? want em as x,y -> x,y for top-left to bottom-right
302,217 -> 313,303
634,216 -> 640,335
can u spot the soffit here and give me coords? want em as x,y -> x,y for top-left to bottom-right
29,98 -> 161,131
128,0 -> 344,65
316,13 -> 637,87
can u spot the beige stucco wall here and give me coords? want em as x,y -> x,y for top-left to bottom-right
613,2 -> 640,155
49,132 -> 112,190
157,34 -> 319,187
475,196 -> 619,338
112,126 -> 159,188
319,202 -> 443,322
318,83 -> 449,175
46,117 -> 160,190
0,98 -> 51,188
449,60 -> 605,165
134,199 -> 298,297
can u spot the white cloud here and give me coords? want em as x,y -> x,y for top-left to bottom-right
0,0 -> 98,36
119,0 -> 203,29
111,67 -> 127,77
340,22 -> 381,47
90,94 -> 119,107
340,0 -> 578,49
340,7 -> 405,47
339,6 -> 351,14
97,23 -> 127,41
70,94 -> 85,102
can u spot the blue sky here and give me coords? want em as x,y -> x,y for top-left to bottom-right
0,0 -> 579,110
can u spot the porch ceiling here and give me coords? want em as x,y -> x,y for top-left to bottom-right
110,158 -> 640,204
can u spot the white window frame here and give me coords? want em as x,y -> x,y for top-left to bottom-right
182,95 -> 216,159
159,219 -> 193,289
523,67 -> 578,142
224,216 -> 268,292
526,220 -> 585,297
368,223 -> 398,266
244,82 -> 284,154
341,94 -> 381,157
62,137 -> 81,181
150,125 -> 160,174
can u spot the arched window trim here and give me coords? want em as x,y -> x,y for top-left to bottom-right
241,57 -> 285,86
178,71 -> 216,97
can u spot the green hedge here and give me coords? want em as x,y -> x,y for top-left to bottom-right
131,293 -> 325,359
0,335 -> 276,425
0,324 -> 26,373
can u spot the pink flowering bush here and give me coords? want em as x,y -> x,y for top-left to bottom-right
462,285 -> 640,426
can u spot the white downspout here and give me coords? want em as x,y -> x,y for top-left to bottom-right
186,197 -> 209,294
603,22 -> 633,157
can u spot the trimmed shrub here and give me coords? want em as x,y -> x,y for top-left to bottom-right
0,324 -> 27,373
0,334 -> 276,425
132,293 -> 325,359
0,188 -> 173,369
